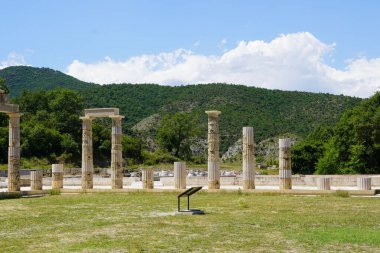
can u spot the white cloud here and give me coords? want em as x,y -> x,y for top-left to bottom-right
66,32 -> 380,98
217,38 -> 229,53
0,52 -> 28,69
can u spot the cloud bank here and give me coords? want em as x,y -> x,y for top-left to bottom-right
64,32 -> 378,98
0,52 -> 28,69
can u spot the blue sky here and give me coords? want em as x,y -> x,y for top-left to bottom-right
1,0 -> 380,97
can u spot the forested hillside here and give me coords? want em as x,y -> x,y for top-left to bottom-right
83,84 -> 361,150
0,66 -> 361,149
0,67 -> 368,172
0,66 -> 97,97
292,92 -> 380,174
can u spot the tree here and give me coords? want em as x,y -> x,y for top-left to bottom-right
292,142 -> 324,174
0,78 -> 9,94
316,92 -> 380,174
48,88 -> 84,138
16,88 -> 85,165
92,122 -> 111,167
292,126 -> 333,174
157,112 -> 200,159
122,135 -> 144,165
21,123 -> 62,158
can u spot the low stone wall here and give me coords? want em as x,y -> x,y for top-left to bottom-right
1,174 -> 380,188
160,175 -> 380,187
0,168 -> 111,177
43,176 -> 139,186
0,176 -> 140,187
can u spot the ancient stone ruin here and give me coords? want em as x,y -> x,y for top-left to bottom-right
2,106 -> 377,194
174,162 -> 186,189
242,127 -> 255,189
81,108 -> 124,189
279,138 -> 292,190
0,91 -> 21,191
206,110 -> 221,189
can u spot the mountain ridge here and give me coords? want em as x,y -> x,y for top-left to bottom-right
0,66 -> 362,153
0,66 -> 98,97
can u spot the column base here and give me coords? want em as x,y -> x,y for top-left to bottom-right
208,180 -> 220,189
243,180 -> 255,190
279,178 -> 292,190
52,173 -> 64,189
142,181 -> 154,189
8,170 -> 20,191
82,173 -> 93,189
52,182 -> 63,189
112,179 -> 123,189
8,184 -> 20,192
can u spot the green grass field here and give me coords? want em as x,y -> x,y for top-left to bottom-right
0,192 -> 379,252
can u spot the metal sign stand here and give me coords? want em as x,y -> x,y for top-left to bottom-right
176,186 -> 204,215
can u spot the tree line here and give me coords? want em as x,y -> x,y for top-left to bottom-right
0,73 -> 378,174
292,92 -> 380,174
0,86 -> 201,168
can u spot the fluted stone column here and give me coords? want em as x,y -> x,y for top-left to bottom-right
52,164 -> 64,189
81,117 -> 93,189
242,127 -> 255,189
317,177 -> 331,190
206,110 -> 221,189
142,169 -> 154,189
8,113 -> 21,191
30,170 -> 43,190
279,138 -> 292,190
357,177 -> 371,190
174,162 -> 186,189
111,116 -> 124,189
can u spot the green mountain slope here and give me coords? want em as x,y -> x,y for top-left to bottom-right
0,66 -> 362,152
84,84 -> 361,151
0,66 -> 98,97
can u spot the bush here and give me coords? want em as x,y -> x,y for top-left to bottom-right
334,190 -> 350,198
142,150 -> 179,165
48,189 -> 60,195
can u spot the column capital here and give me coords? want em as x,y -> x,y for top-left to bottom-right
279,138 -> 292,148
7,112 -> 22,118
80,116 -> 94,121
205,110 -> 221,117
109,115 -> 125,120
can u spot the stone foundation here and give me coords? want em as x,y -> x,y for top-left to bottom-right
174,162 -> 186,189
30,170 -> 43,190
142,169 -> 154,189
279,138 -> 292,190
52,164 -> 64,189
317,177 -> 331,190
206,110 -> 221,189
242,127 -> 255,189
357,177 -> 371,190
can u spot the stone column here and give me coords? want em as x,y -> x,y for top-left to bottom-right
206,110 -> 221,189
279,138 -> 292,190
357,177 -> 371,190
317,177 -> 331,190
174,162 -> 186,189
81,117 -> 93,189
111,116 -> 124,189
52,164 -> 64,189
242,127 -> 255,189
142,169 -> 154,189
8,113 -> 21,191
30,170 -> 43,191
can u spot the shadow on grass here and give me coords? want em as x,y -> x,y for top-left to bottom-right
0,192 -> 22,200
